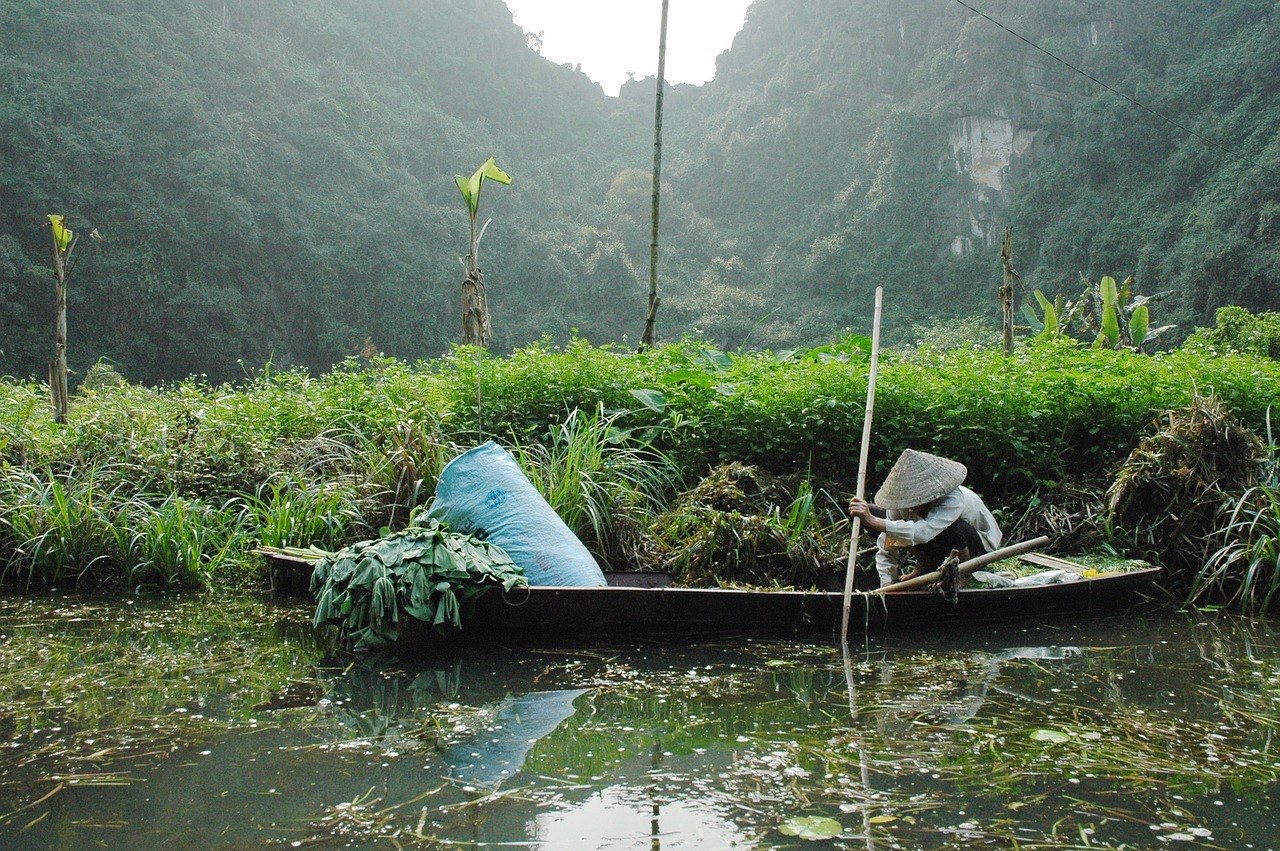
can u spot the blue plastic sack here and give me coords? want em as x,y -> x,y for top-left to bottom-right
427,441 -> 607,587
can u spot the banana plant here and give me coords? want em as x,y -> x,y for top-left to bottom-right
1021,290 -> 1062,339
1094,275 -> 1126,348
1022,274 -> 1173,351
1090,275 -> 1174,350
454,157 -> 512,348
455,156 -> 511,271
1022,283 -> 1091,341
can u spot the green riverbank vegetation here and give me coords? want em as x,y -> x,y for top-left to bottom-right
2,310 -> 1279,610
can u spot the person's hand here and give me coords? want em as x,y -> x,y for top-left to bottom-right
849,497 -> 884,532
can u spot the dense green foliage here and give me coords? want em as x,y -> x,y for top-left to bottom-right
0,0 -> 626,382
2,337 -> 1279,598
1185,306 -> 1280,360
2,0 -> 1277,385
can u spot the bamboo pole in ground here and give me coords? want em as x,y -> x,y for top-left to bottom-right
641,0 -> 670,349
871,535 -> 1052,594
841,287 -> 883,638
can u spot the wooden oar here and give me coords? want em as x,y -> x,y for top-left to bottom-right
871,535 -> 1051,594
841,286 -> 883,638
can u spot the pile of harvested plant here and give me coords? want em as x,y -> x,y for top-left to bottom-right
649,463 -> 847,589
1106,393 -> 1265,588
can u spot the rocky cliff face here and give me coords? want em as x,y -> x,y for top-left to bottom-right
924,4 -> 1121,256
945,116 -> 1050,254
688,0 -> 1123,258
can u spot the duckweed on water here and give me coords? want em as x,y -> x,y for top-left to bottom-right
0,604 -> 1277,849
0,594 -> 333,823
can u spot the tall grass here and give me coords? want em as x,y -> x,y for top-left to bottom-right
318,407 -> 456,532
513,405 -> 679,566
125,493 -> 248,589
0,467 -> 252,590
1193,410 -> 1280,610
0,467 -> 129,588
241,476 -> 370,553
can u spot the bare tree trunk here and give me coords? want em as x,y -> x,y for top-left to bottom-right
641,0 -> 669,350
461,268 -> 491,348
460,198 -> 496,348
50,237 -> 69,424
1000,226 -> 1017,356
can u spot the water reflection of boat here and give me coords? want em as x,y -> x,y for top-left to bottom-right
858,645 -> 1083,736
264,550 -> 1160,644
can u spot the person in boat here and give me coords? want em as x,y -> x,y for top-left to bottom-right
848,448 -> 1002,588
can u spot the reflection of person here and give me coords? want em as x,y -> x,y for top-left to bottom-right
848,449 -> 1002,588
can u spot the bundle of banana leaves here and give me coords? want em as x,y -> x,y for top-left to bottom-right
310,521 -> 526,650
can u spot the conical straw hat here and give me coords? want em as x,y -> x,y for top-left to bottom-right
873,449 -> 967,509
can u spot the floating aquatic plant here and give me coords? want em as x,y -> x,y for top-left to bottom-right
779,814 -> 843,839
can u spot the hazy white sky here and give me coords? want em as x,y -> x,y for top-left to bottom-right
503,1 -> 753,96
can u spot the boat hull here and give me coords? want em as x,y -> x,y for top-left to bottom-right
259,549 -> 1161,645
451,568 -> 1162,642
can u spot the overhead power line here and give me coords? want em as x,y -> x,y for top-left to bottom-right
951,0 -> 1280,180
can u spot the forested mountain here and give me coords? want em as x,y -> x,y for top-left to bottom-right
2,0 -> 1277,384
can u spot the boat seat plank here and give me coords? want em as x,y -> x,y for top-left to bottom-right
1017,553 -> 1090,574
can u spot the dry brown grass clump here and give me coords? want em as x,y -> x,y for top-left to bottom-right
1106,394 -> 1265,587
1011,478 -> 1109,553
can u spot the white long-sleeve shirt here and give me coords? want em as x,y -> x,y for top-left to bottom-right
875,485 -> 1002,586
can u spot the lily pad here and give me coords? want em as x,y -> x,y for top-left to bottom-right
780,816 -> 843,840
1030,728 -> 1070,743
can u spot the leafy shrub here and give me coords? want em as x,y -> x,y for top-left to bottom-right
1183,306 -> 1280,360
3,340 -> 1279,596
78,360 -> 128,393
907,314 -> 1001,352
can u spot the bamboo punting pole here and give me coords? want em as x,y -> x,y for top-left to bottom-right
841,287 -> 883,638
871,535 -> 1052,594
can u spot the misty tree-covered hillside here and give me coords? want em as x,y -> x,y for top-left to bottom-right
2,0 -> 1277,384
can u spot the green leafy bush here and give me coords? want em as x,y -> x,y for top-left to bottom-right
2,339 -> 1279,595
1184,306 -> 1280,361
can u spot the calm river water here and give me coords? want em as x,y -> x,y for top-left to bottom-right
0,595 -> 1276,849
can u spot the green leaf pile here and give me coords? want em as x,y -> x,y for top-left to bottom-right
310,521 -> 526,651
